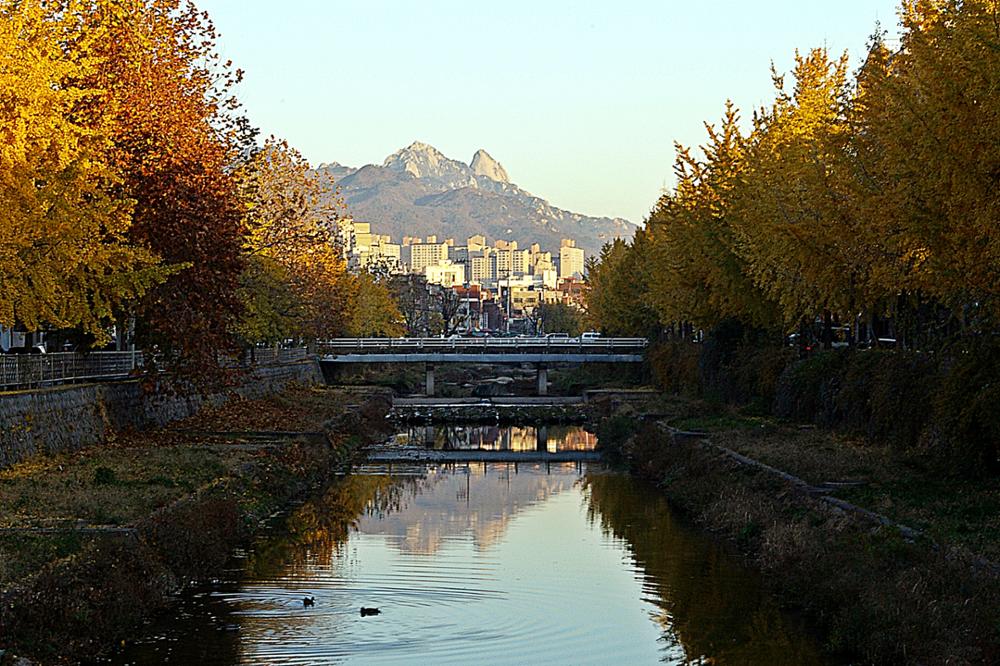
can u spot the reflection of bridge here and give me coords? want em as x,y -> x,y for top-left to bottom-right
316,337 -> 648,396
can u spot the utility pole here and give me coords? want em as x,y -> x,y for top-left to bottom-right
505,268 -> 512,334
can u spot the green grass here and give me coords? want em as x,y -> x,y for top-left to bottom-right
837,477 -> 1000,561
0,386 -> 366,592
0,434 -> 261,588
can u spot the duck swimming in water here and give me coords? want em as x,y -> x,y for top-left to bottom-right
360,607 -> 380,616
303,596 -> 315,607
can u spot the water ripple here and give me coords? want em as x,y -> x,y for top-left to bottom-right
111,444 -> 831,666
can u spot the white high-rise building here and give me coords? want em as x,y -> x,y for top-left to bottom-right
558,239 -> 584,279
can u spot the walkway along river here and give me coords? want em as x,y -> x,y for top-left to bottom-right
109,425 -> 830,665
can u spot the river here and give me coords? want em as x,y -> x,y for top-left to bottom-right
110,425 -> 828,665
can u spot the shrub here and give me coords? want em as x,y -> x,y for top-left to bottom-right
92,466 -> 117,485
596,414 -> 642,452
774,351 -> 849,423
731,345 -> 795,409
862,352 -> 934,450
935,340 -> 1000,476
698,320 -> 788,404
647,341 -> 700,395
661,322 -> 1000,478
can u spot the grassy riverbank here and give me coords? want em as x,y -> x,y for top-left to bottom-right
594,395 -> 1000,665
0,385 -> 392,664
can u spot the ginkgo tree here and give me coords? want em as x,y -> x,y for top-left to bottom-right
732,49 -> 871,339
0,1 -> 171,341
589,2 -> 1000,346
644,102 -> 780,331
859,1 -> 1000,326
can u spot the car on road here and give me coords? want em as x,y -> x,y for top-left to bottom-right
545,332 -> 570,339
580,331 -> 601,341
3,344 -> 45,354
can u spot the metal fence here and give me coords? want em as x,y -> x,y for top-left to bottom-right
0,351 -> 141,390
0,347 -> 310,391
248,347 -> 309,365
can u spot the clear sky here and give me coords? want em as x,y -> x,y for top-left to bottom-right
198,0 -> 902,224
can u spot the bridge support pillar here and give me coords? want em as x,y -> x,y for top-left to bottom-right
536,363 -> 548,396
536,425 -> 549,452
425,363 -> 435,396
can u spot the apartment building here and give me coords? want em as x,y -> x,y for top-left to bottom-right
558,238 -> 585,280
407,240 -> 450,274
425,260 -> 465,287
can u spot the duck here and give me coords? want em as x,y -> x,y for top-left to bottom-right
303,596 -> 315,607
360,607 -> 381,616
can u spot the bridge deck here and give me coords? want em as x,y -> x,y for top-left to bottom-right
322,353 -> 643,363
316,337 -> 647,353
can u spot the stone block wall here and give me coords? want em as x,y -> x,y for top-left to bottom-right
0,360 -> 323,469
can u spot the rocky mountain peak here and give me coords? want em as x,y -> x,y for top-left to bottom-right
383,141 -> 461,180
470,149 -> 509,183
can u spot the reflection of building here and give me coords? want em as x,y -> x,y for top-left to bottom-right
393,425 -> 598,453
357,463 -> 580,554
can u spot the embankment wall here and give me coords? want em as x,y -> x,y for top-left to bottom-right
0,360 -> 323,468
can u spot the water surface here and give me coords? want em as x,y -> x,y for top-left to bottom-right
112,428 -> 827,665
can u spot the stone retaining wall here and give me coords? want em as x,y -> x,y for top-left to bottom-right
0,360 -> 323,468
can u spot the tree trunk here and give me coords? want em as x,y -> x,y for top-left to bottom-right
822,309 -> 833,350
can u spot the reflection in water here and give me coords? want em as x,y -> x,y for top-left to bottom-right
356,463 -> 579,554
391,424 -> 597,452
113,428 -> 827,665
581,472 -> 828,664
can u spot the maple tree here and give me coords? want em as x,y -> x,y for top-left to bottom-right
66,0 -> 248,380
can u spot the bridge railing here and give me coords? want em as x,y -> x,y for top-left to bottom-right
314,337 -> 649,355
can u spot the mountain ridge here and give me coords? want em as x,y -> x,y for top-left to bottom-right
317,142 -> 635,256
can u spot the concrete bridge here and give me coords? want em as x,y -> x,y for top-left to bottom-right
316,337 -> 647,396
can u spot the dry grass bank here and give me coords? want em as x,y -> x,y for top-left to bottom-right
595,396 -> 1000,665
0,385 -> 392,664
